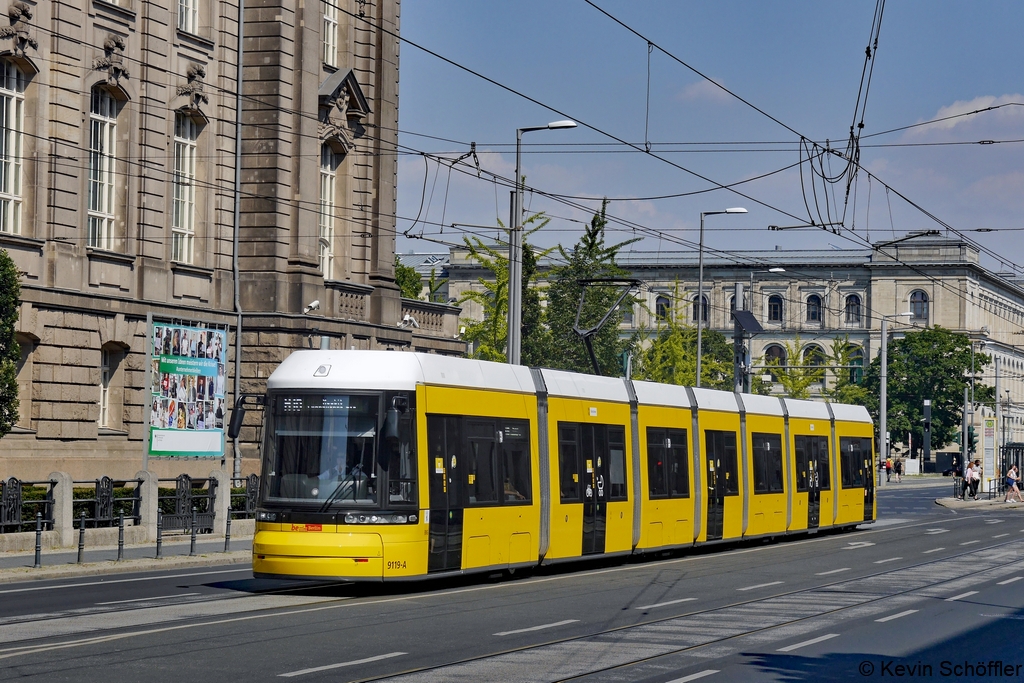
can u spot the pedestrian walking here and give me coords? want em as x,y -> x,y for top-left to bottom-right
894,458 -> 903,483
968,460 -> 981,500
1004,465 -> 1023,503
885,457 -> 893,483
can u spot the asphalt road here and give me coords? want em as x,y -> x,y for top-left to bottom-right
3,480 -> 1023,682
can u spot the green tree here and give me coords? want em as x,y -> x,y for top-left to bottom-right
0,248 -> 20,435
394,256 -> 422,299
544,200 -> 639,375
761,335 -> 825,399
633,285 -> 733,389
861,326 -> 993,457
424,268 -> 449,304
457,213 -> 552,364
823,336 -> 869,406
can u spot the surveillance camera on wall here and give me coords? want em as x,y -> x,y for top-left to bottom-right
303,300 -> 320,314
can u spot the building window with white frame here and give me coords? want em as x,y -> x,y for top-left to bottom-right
845,294 -> 862,324
178,0 -> 198,34
910,290 -> 929,321
767,294 -> 784,323
322,0 -> 339,67
319,145 -> 337,279
99,347 -> 111,428
806,294 -> 822,323
88,88 -> 118,251
172,113 -> 198,264
0,59 -> 26,235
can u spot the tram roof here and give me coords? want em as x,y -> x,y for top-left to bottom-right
266,351 -> 536,394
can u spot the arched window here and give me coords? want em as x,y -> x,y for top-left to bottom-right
729,295 -> 736,312
804,344 -> 826,383
764,344 -> 786,381
848,345 -> 864,384
806,294 -> 822,323
692,294 -> 708,323
767,295 -> 783,322
845,294 -> 862,323
0,59 -> 27,235
88,87 -> 119,251
655,295 -> 671,321
910,290 -> 929,320
319,144 -> 338,279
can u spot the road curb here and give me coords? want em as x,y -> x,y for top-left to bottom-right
934,497 -> 1024,510
0,551 -> 252,584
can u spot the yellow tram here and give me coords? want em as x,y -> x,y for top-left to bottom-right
242,351 -> 875,581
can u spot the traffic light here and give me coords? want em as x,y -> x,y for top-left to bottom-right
954,430 -> 961,445
967,425 -> 978,455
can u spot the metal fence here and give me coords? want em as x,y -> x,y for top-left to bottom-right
72,477 -> 142,528
0,478 -> 56,533
230,474 -> 259,519
157,474 -> 217,532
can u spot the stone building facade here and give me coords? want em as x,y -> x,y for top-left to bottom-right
404,235 -> 1024,446
2,0 -> 464,480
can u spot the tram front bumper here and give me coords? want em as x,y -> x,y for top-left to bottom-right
253,530 -> 384,580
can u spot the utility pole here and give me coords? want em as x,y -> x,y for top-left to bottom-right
923,399 -> 932,472
733,282 -> 744,393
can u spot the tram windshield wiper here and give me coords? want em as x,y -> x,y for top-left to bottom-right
318,464 -> 366,512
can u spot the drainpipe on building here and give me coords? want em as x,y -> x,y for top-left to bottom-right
231,0 -> 246,480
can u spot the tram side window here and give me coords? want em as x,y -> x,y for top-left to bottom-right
706,430 -> 739,495
385,408 -> 417,505
840,436 -> 871,488
794,435 -> 831,491
608,426 -> 627,501
501,420 -> 531,503
647,427 -> 689,498
752,432 -> 784,494
466,420 -> 499,504
559,425 -> 580,502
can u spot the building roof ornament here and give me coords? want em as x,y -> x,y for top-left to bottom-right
318,68 -> 370,154
0,1 -> 38,63
93,34 -> 129,90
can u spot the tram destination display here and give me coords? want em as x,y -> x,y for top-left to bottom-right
148,323 -> 227,457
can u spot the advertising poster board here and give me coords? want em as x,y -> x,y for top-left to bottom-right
147,321 -> 228,458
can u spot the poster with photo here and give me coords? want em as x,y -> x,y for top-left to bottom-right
148,323 -> 227,457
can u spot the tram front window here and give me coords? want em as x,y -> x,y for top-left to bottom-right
263,394 -> 380,506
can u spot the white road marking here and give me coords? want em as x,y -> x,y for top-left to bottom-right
946,591 -> 979,602
668,670 -> 720,683
96,592 -> 200,605
0,569 -> 250,596
737,581 -> 784,591
841,542 -> 875,550
777,633 -> 840,652
993,533 -> 1009,538
816,568 -> 851,576
985,519 -> 1004,524
960,540 -> 980,546
278,652 -> 406,678
494,619 -> 579,636
923,548 -> 945,554
876,609 -> 919,623
924,528 -> 949,535
874,557 -> 902,564
635,598 -> 697,610
997,577 -> 1023,585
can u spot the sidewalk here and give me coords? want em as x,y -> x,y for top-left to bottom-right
934,495 -> 1024,511
0,533 -> 253,584
878,474 -> 952,488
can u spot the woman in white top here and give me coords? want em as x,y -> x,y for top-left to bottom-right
1005,465 -> 1022,503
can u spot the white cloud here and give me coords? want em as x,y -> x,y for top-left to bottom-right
677,78 -> 733,104
908,93 -> 1024,135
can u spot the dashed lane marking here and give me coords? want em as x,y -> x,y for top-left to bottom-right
842,542 -> 876,550
96,593 -> 200,605
279,652 -> 406,678
923,548 -> 945,554
816,568 -> 851,576
635,598 -> 698,610
777,633 -> 841,652
668,671 -> 720,683
874,557 -> 902,564
997,577 -> 1023,585
494,619 -> 579,637
993,534 -> 1010,538
924,528 -> 949,535
876,609 -> 919,623
737,581 -> 784,591
946,591 -> 979,602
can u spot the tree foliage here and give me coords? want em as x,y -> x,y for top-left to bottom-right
823,336 -> 870,406
0,248 -> 20,436
761,335 -> 825,400
860,326 -> 993,456
544,200 -> 639,376
633,284 -> 733,389
394,256 -> 422,299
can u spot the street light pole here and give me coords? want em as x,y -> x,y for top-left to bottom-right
507,119 -> 577,365
879,311 -> 912,487
695,208 -> 746,387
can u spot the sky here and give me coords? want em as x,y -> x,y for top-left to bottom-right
393,1 -> 1023,274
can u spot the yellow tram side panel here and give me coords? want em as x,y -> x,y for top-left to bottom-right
743,413 -> 788,537
786,417 -> 834,531
635,404 -> 696,551
696,409 -> 744,543
420,384 -> 541,573
545,396 -> 634,561
834,420 -> 876,525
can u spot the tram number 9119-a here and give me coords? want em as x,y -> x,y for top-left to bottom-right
387,560 -> 407,570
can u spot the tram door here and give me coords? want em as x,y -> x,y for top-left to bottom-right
427,416 -> 464,572
842,437 -> 875,522
704,430 -> 737,542
796,436 -> 829,530
580,424 -> 608,555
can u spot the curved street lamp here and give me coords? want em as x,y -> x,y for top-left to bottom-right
695,208 -> 747,387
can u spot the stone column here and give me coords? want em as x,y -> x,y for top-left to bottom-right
135,470 -> 158,542
48,471 -> 74,547
210,470 -> 230,536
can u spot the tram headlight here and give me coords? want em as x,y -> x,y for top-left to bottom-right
341,512 -> 417,524
257,511 -> 278,522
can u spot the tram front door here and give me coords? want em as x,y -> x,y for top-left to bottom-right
706,456 -> 725,541
580,424 -> 607,555
427,415 -> 463,573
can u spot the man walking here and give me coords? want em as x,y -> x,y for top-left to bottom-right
885,457 -> 893,483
